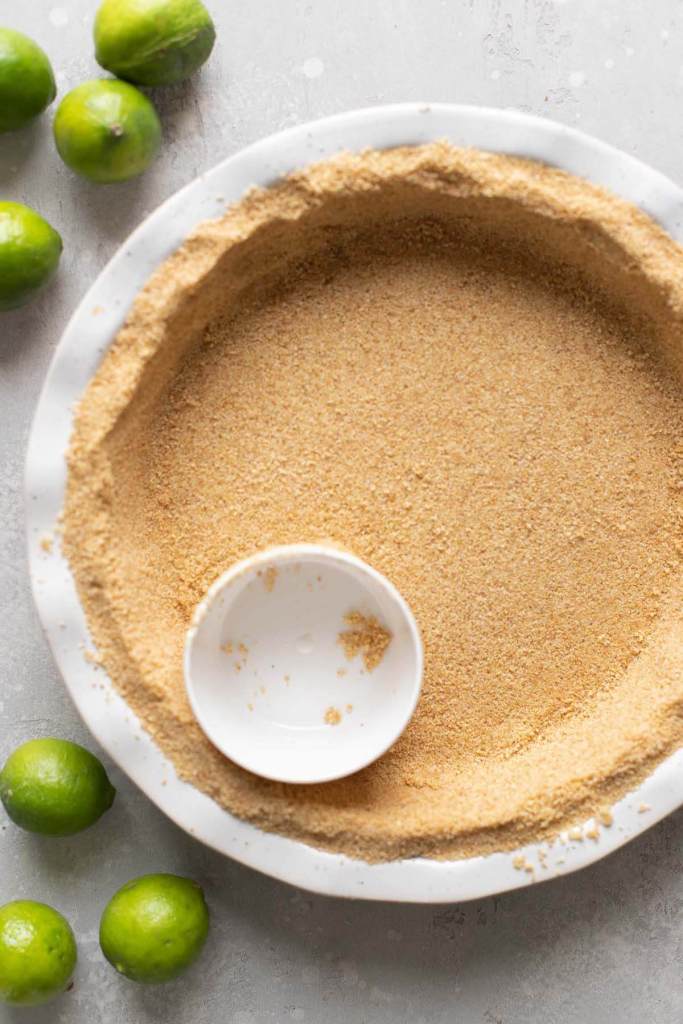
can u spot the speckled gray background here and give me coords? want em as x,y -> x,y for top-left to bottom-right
1,1 -> 682,1021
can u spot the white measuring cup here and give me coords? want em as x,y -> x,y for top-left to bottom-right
184,545 -> 423,784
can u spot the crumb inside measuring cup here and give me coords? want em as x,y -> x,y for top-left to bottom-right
338,612 -> 392,672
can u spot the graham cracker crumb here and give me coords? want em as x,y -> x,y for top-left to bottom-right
324,706 -> 342,726
512,854 -> 535,875
39,533 -> 53,554
263,566 -> 277,592
338,611 -> 392,672
61,142 -> 683,863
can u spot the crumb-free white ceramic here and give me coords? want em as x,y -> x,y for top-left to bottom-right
185,544 -> 423,784
26,104 -> 683,901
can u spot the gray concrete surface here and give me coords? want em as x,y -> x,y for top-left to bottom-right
1,1 -> 682,1020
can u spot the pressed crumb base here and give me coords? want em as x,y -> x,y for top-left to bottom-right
63,144 -> 683,861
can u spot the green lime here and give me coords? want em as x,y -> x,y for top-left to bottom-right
100,874 -> 209,984
0,738 -> 115,835
53,79 -> 162,183
0,28 -> 56,133
0,901 -> 76,1006
0,203 -> 62,311
94,0 -> 215,87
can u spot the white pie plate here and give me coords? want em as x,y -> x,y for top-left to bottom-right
26,103 -> 683,902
